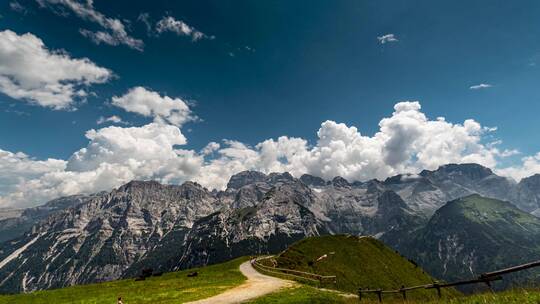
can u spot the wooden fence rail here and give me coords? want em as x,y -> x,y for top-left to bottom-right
251,256 -> 337,283
358,259 -> 540,302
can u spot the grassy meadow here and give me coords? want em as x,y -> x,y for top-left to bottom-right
0,257 -> 248,304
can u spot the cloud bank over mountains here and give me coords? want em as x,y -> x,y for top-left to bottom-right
0,97 -> 534,208
0,28 -> 538,208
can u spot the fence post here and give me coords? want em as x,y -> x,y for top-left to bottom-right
433,282 -> 441,298
400,285 -> 406,301
354,259 -> 540,303
483,279 -> 494,293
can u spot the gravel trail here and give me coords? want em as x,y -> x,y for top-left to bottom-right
184,259 -> 294,304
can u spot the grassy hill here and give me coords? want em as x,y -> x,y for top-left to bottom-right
265,234 -> 458,300
0,257 -> 248,304
407,194 -> 540,290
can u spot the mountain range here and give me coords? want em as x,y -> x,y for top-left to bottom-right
1,163 -> 540,293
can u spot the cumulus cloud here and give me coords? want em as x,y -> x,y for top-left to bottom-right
201,142 -> 220,155
66,123 -> 189,172
194,102 -> 503,188
96,115 -> 127,125
0,30 -> 112,109
155,16 -> 213,41
1,100 -> 538,208
377,33 -> 398,44
0,149 -> 66,206
36,0 -> 144,51
469,83 -> 492,90
111,87 -> 195,126
0,123 -> 201,208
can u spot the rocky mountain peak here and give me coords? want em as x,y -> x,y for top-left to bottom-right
267,172 -> 294,184
262,179 -> 316,207
384,173 -> 424,185
226,170 -> 268,190
520,174 -> 540,188
384,174 -> 406,184
331,176 -> 350,188
365,179 -> 385,193
422,163 -> 494,180
515,175 -> 540,213
299,174 -> 326,187
117,180 -> 163,192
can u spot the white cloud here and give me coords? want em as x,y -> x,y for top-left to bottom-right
1,100 -> 539,208
66,122 -> 189,172
0,30 -> 112,109
111,87 -> 195,127
0,149 -> 66,206
79,29 -> 120,47
194,102 -> 503,189
377,33 -> 398,44
96,115 -> 127,125
0,122 -> 200,208
201,142 -> 220,155
191,101 -> 519,189
496,153 -> 540,181
36,0 -> 144,51
155,16 -> 213,41
469,83 -> 492,90
10,1 -> 28,14
137,13 -> 152,34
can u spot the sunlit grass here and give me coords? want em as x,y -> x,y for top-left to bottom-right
249,286 -> 540,304
0,257 -> 248,304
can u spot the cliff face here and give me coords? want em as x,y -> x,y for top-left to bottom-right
0,181 -> 219,293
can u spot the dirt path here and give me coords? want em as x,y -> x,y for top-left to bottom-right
184,259 -> 294,304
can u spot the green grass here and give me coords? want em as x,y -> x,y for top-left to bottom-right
435,289 -> 540,304
268,234 -> 458,300
367,288 -> 540,304
0,257 -> 249,304
454,194 -> 540,226
245,285 -> 357,304
248,286 -> 540,304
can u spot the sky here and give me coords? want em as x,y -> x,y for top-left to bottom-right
1,0 -> 540,208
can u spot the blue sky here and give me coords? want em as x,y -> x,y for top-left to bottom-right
1,0 -> 540,207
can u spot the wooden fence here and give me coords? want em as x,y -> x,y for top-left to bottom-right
358,259 -> 540,302
251,256 -> 337,284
